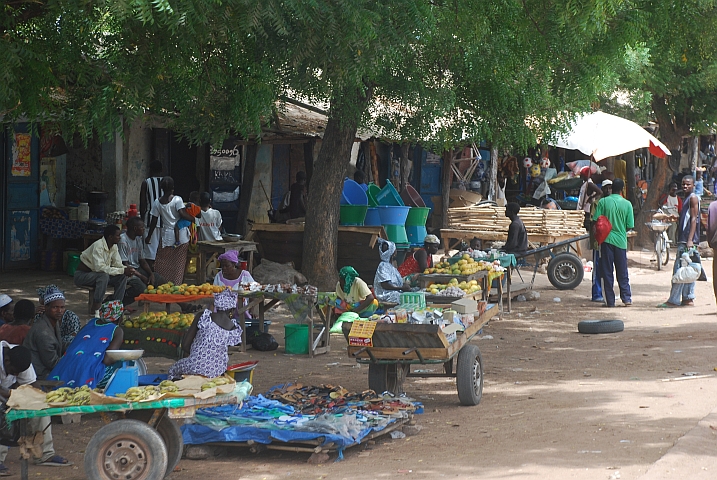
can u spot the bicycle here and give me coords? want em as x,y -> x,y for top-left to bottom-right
646,209 -> 673,271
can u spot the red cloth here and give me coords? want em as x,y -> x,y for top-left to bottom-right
0,324 -> 31,345
397,250 -> 434,277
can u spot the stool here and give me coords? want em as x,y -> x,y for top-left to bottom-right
82,287 -> 95,315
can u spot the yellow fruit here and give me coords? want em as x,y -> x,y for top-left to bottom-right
123,320 -> 133,328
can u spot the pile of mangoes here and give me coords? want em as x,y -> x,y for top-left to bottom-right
123,311 -> 194,330
144,282 -> 226,296
425,278 -> 481,296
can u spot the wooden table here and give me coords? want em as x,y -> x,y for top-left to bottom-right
440,229 -> 583,257
193,239 -> 258,284
247,224 -> 386,283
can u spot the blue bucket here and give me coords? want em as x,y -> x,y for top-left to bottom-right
376,180 -> 405,206
364,207 -> 381,226
377,205 -> 410,225
341,178 -> 369,205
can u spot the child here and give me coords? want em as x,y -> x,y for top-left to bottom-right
197,192 -> 223,241
0,299 -> 34,345
175,191 -> 202,246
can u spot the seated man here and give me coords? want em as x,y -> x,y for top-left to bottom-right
503,202 -> 528,256
73,225 -> 135,313
119,217 -> 166,304
0,344 -> 71,473
23,286 -> 65,379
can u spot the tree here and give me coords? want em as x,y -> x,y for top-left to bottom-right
606,0 -> 717,245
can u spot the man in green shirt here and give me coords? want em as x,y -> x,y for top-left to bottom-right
592,178 -> 633,307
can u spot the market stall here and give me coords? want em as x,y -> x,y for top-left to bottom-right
189,238 -> 258,284
5,375 -> 251,480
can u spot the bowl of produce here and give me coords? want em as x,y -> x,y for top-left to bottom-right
105,350 -> 145,362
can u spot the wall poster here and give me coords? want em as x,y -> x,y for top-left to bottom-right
11,133 -> 32,177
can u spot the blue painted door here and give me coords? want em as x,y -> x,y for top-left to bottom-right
4,124 -> 40,268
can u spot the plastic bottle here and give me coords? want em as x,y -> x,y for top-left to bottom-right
78,203 -> 90,222
127,204 -> 139,218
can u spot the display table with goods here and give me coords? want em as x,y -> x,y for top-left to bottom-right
5,367 -> 252,480
192,238 -> 259,284
134,282 -> 327,357
341,302 -> 499,406
181,383 -> 422,459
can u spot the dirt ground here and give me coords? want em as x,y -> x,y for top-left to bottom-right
2,248 -> 717,479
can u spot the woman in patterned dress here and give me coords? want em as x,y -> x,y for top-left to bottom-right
168,289 -> 243,379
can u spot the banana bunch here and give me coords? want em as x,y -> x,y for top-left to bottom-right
159,380 -> 178,394
114,386 -> 159,402
45,386 -> 92,405
200,376 -> 231,391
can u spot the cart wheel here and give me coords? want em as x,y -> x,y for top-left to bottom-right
85,419 -> 168,480
126,411 -> 183,477
456,344 -> 483,406
368,363 -> 409,395
547,253 -> 584,290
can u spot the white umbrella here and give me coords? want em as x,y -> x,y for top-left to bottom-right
549,111 -> 671,160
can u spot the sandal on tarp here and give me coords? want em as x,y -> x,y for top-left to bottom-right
36,455 -> 72,467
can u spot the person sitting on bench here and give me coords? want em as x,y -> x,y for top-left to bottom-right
73,225 -> 136,313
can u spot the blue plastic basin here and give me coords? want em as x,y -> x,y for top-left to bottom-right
377,205 -> 410,225
341,178 -> 369,205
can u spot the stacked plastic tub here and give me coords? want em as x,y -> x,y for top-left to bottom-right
400,184 -> 430,246
340,178 -> 368,226
376,180 -> 410,248
364,183 -> 382,226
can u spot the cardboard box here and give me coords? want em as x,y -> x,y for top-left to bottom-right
442,323 -> 465,344
451,297 -> 478,314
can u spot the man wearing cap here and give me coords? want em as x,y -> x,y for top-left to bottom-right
592,178 -> 633,307
0,344 -> 70,473
0,296 -> 12,327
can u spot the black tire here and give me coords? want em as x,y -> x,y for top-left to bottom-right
368,363 -> 408,395
85,419 -> 168,480
456,344 -> 483,406
126,411 -> 183,477
547,252 -> 584,290
578,320 -> 624,334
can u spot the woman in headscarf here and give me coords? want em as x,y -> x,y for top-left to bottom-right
34,285 -> 81,350
398,234 -> 440,285
168,289 -> 243,379
335,266 -> 377,317
213,250 -> 254,290
214,250 -> 255,319
374,239 -> 409,304
48,301 -> 125,389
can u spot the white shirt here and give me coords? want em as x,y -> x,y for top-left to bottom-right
0,341 -> 37,389
198,209 -> 223,241
150,196 -> 190,246
577,179 -> 594,213
118,232 -> 145,269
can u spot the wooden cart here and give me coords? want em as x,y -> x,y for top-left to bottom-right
342,303 -> 498,406
7,393 -> 242,480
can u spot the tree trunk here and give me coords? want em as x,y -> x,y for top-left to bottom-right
304,139 -> 315,188
301,92 -> 368,290
237,143 -> 257,236
441,149 -> 452,229
687,136 -> 698,172
625,151 -> 636,205
489,147 -> 498,200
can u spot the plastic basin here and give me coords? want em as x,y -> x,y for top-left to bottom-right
340,205 -> 368,226
406,225 -> 427,245
377,206 -> 410,225
383,225 -> 409,244
364,207 -> 382,226
341,178 -> 368,206
376,180 -> 405,206
400,184 -> 426,207
405,207 -> 430,226
367,183 -> 381,207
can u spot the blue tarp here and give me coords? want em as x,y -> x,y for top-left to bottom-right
181,422 -> 391,449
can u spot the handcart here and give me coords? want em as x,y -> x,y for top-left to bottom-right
7,392 -> 243,480
342,303 -> 499,406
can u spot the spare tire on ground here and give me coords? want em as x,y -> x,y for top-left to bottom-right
578,320 -> 624,334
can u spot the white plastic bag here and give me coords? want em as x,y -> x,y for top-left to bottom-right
672,253 -> 701,284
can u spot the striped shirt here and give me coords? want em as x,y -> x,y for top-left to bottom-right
144,176 -> 163,224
